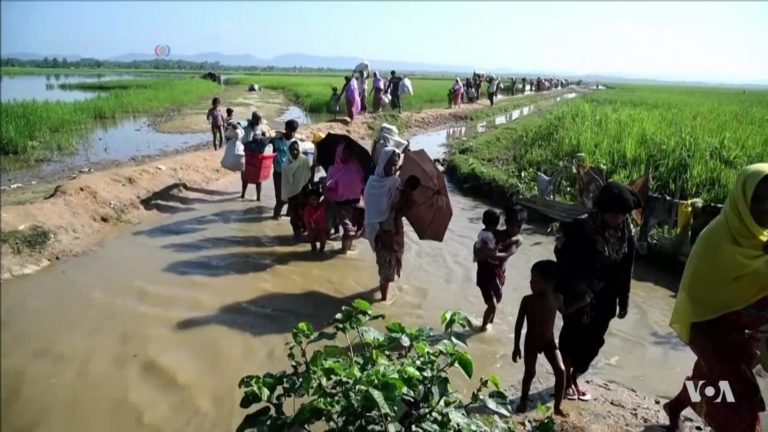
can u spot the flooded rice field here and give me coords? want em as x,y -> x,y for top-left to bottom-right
1,81 -> 315,186
0,73 -> 143,102
3,122 -> 765,431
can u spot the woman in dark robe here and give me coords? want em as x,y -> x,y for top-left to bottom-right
554,181 -> 641,401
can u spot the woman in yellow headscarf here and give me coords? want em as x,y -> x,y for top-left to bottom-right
664,163 -> 768,432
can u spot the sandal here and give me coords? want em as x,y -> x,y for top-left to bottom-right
577,388 -> 592,401
565,387 -> 578,400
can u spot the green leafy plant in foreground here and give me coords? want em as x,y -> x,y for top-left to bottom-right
237,300 -> 547,432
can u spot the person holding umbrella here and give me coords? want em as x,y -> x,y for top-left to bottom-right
364,147 -> 418,301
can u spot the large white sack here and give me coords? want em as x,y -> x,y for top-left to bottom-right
399,77 -> 413,96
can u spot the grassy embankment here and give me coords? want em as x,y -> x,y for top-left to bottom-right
448,85 -> 768,203
0,77 -> 220,165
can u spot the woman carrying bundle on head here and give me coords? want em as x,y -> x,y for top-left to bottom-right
364,147 -> 419,302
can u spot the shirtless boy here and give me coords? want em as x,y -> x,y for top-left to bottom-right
513,260 -> 592,416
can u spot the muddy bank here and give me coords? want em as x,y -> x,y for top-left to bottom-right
0,88 -> 579,279
499,377 -> 709,431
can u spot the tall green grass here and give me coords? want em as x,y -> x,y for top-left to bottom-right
449,85 -> 768,203
225,74 -> 456,113
1,78 -> 219,161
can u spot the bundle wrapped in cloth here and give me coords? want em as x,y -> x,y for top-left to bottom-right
399,77 -> 414,96
372,123 -> 409,167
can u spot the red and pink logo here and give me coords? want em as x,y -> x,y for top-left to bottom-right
154,44 -> 171,58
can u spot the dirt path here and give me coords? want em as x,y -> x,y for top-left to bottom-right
0,88 -> 580,279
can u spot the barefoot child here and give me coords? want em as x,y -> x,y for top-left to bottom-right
303,187 -> 327,253
474,209 -> 518,331
512,260 -> 592,417
206,97 -> 225,150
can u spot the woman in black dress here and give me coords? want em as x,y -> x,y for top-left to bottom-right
554,182 -> 641,401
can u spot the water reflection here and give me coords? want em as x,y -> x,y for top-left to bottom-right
0,73 -> 140,102
406,94 -> 577,160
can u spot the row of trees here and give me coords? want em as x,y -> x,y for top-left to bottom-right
0,57 -> 344,73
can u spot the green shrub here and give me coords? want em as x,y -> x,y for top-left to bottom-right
237,300 -> 554,431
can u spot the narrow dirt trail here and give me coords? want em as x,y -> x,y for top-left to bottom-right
0,88 -> 579,279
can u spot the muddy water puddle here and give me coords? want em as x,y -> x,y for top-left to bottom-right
407,100 -> 550,158
1,88 -> 316,186
0,73 -> 144,102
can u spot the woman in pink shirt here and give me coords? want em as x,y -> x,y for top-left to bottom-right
340,75 -> 361,121
325,143 -> 365,254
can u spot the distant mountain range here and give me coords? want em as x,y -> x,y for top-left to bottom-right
107,52 -> 476,74
3,51 -> 766,87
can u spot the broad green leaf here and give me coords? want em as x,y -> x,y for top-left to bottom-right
488,390 -> 508,401
488,374 -> 501,390
482,396 -> 511,417
308,331 -> 337,344
455,351 -> 474,379
308,351 -> 325,368
403,366 -> 421,379
292,402 -> 324,427
414,341 -> 429,355
352,299 -> 371,311
323,345 -> 346,358
235,406 -> 271,432
239,393 -> 255,409
440,311 -> 453,325
367,388 -> 393,415
261,373 -> 279,393
296,321 -> 313,335
238,375 -> 258,388
386,322 -> 406,334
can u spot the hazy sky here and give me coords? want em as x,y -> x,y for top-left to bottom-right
2,1 -> 767,83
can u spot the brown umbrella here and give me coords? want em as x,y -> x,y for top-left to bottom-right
399,149 -> 452,242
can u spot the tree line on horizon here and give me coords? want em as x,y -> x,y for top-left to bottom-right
0,57 -> 346,73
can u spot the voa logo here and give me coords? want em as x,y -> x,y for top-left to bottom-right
684,380 -> 735,403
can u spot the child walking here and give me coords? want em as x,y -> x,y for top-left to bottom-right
329,87 -> 341,119
206,97 -> 224,150
303,187 -> 327,254
474,209 -> 520,331
512,260 -> 592,417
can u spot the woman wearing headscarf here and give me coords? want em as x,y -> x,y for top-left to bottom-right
340,75 -> 361,121
281,141 -> 312,239
325,143 -> 365,254
554,181 -> 641,401
452,78 -> 464,108
664,164 -> 768,432
364,147 -> 415,301
370,71 -> 385,113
